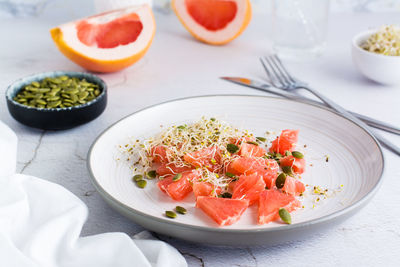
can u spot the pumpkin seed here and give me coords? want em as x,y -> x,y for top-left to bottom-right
173,173 -> 182,181
278,208 -> 291,224
38,88 -> 51,93
246,141 -> 259,146
225,172 -> 237,179
47,100 -> 62,108
256,136 -> 266,142
175,206 -> 187,214
136,180 -> 147,188
146,170 -> 157,179
36,99 -> 47,105
227,143 -> 239,154
133,174 -> 143,182
292,151 -> 304,159
282,166 -> 294,176
31,81 -> 40,87
165,210 -> 177,219
79,91 -> 89,100
285,151 -> 292,157
220,192 -> 232,198
46,96 -> 60,101
275,173 -> 286,189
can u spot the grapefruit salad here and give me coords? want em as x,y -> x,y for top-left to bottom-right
122,117 -> 307,226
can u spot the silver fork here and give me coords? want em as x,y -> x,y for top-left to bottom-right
260,54 -> 400,156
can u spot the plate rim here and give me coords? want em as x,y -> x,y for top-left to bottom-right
87,94 -> 385,233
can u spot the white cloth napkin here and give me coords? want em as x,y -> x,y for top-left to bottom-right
0,121 -> 187,267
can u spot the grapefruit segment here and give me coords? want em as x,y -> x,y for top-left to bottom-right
196,196 -> 248,226
157,171 -> 199,200
280,155 -> 306,174
226,156 -> 279,189
258,190 -> 301,225
232,173 -> 265,205
172,0 -> 252,45
239,142 -> 266,157
156,163 -> 193,176
184,146 -> 222,172
193,182 -> 222,197
150,145 -> 169,163
282,176 -> 306,196
50,5 -> 155,73
269,129 -> 299,155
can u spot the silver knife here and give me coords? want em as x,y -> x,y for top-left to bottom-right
221,76 -> 400,136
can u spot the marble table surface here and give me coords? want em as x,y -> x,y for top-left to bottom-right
0,7 -> 400,267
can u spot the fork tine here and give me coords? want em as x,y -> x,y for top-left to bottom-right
268,55 -> 292,85
272,55 -> 297,83
260,57 -> 279,87
263,56 -> 287,87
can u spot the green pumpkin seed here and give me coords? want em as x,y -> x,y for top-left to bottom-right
79,91 -> 89,100
227,143 -> 239,154
47,100 -> 62,108
282,166 -> 294,176
165,210 -> 177,219
278,208 -> 291,224
173,173 -> 182,181
210,117 -> 216,121
285,151 -> 292,157
175,206 -> 187,214
256,136 -> 266,142
71,94 -> 78,103
292,151 -> 304,159
16,98 -> 27,103
136,180 -> 147,188
31,81 -> 40,87
46,96 -> 60,101
67,89 -> 79,95
275,173 -> 287,189
146,170 -> 157,179
133,174 -> 143,182
225,172 -> 237,179
36,99 -> 47,105
246,141 -> 259,146
220,192 -> 232,198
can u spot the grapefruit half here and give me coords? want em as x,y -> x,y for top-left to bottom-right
50,5 -> 156,73
172,0 -> 252,45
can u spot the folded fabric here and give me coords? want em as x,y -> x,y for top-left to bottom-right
0,121 -> 187,267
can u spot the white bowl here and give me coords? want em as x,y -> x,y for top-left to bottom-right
352,29 -> 400,85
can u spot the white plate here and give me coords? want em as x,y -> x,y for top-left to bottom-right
88,95 -> 384,246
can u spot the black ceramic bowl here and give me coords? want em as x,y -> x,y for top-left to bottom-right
6,71 -> 107,130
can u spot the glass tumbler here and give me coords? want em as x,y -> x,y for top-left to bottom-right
271,0 -> 330,60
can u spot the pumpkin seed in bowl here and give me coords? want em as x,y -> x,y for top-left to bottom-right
13,76 -> 101,109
